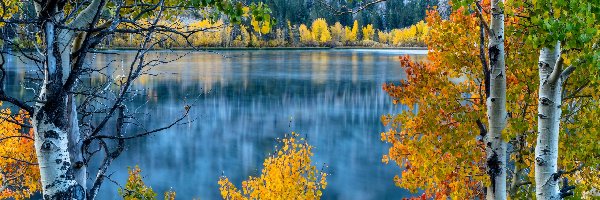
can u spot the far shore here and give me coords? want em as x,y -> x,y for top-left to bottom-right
95,46 -> 428,51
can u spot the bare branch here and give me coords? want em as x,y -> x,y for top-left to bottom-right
0,53 -> 34,113
0,156 -> 37,165
316,0 -> 386,16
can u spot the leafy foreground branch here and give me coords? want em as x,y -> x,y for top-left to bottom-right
218,132 -> 327,200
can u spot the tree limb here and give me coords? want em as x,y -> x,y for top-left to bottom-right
316,0 -> 387,16
0,53 -> 34,113
560,65 -> 575,80
475,1 -> 492,37
68,0 -> 104,29
547,56 -> 563,85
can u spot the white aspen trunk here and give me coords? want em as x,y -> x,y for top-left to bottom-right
33,21 -> 85,199
535,43 -> 562,200
486,0 -> 507,199
31,0 -> 103,198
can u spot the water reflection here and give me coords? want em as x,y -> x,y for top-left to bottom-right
5,49 -> 426,199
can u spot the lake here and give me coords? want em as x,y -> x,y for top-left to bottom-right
4,49 -> 427,199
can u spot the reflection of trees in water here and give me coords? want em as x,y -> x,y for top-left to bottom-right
115,78 -> 410,199
5,50 -> 425,199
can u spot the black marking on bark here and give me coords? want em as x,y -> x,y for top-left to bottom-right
55,159 -> 62,164
491,98 -> 496,102
538,61 -> 551,71
541,148 -> 551,155
74,161 -> 84,169
552,170 -> 565,181
538,114 -> 549,119
47,184 -> 85,200
489,45 -> 501,71
60,161 -> 70,170
487,142 -> 492,147
41,141 -> 53,151
65,164 -> 75,180
487,152 -> 502,192
540,97 -> 553,106
536,157 -> 546,166
41,99 -> 68,129
45,130 -> 59,139
36,111 -> 44,122
495,72 -> 503,78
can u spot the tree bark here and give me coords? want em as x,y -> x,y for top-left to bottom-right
33,21 -> 85,200
486,0 -> 507,199
535,42 -> 563,200
32,0 -> 104,197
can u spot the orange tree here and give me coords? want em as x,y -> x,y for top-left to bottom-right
381,0 -> 600,199
0,103 -> 39,199
379,1 -> 539,199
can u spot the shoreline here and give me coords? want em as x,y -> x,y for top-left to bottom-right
96,46 -> 428,51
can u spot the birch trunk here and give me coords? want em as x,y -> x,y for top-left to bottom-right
535,43 -> 562,200
31,0 -> 104,197
32,21 -> 85,199
486,0 -> 507,199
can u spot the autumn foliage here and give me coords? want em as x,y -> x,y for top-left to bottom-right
118,166 -> 157,200
381,1 -> 600,199
0,103 -> 39,200
218,132 -> 327,200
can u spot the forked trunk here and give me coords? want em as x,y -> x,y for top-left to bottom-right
32,20 -> 85,200
535,43 -> 562,200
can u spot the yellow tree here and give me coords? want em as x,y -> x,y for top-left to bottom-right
218,132 -> 327,200
362,24 -> 375,41
311,18 -> 331,44
299,24 -> 315,45
330,22 -> 345,43
377,30 -> 391,45
346,20 -> 359,42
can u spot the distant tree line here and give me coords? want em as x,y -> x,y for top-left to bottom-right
104,18 -> 429,48
243,0 -> 438,30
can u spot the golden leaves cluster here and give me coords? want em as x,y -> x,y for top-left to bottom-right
218,132 -> 327,200
119,165 -> 158,200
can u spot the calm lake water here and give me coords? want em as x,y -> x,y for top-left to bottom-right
5,49 -> 427,199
